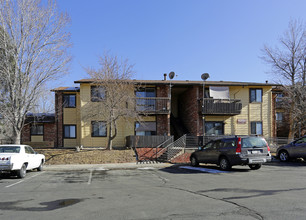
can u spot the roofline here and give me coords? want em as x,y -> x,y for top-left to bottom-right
51,87 -> 80,92
73,78 -> 280,87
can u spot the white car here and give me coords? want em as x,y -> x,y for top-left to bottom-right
0,145 -> 45,178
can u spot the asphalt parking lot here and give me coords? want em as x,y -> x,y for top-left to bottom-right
1,161 -> 306,220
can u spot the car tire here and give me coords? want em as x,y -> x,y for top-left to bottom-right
190,156 -> 199,167
37,161 -> 44,171
219,157 -> 231,170
249,164 -> 261,170
279,150 -> 289,162
17,164 -> 27,178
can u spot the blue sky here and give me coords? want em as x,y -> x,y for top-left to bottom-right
55,0 -> 306,87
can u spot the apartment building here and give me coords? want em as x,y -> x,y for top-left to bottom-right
41,78 -> 276,148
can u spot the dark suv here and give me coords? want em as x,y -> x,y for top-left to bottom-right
190,136 -> 271,170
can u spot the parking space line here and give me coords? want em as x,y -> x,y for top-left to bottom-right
5,172 -> 45,188
88,170 -> 93,185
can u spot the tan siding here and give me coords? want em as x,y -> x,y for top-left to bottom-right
203,86 -> 273,138
249,103 -> 262,121
64,139 -> 78,147
63,108 -> 78,124
62,91 -> 81,147
75,83 -> 274,147
31,136 -> 43,142
79,83 -> 138,148
232,87 -> 249,135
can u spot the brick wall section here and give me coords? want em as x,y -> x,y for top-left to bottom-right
21,123 -> 56,147
156,84 -> 170,135
135,148 -> 191,163
44,123 -> 56,143
21,124 -> 31,142
136,148 -> 164,161
156,115 -> 169,135
179,86 -> 200,136
55,92 -> 63,147
170,152 -> 191,163
156,84 -> 169,97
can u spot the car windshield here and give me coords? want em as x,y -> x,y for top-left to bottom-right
0,146 -> 21,153
241,137 -> 267,148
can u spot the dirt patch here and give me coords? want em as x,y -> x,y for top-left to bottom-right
35,148 -> 136,165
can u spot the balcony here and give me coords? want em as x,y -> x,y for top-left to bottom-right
199,98 -> 242,115
136,97 -> 170,114
275,98 -> 285,109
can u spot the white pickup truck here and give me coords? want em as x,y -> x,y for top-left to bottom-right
0,145 -> 45,178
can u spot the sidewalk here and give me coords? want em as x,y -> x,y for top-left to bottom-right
44,162 -> 174,171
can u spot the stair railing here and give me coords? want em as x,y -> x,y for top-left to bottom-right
154,136 -> 174,161
166,134 -> 186,161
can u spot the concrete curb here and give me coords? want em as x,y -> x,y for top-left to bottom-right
44,162 -> 174,171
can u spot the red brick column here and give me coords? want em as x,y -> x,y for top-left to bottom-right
55,92 -> 63,147
21,124 -> 31,143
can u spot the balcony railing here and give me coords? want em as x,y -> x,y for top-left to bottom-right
136,97 -> 170,114
275,99 -> 285,109
199,98 -> 242,115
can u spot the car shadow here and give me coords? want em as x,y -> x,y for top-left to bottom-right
0,173 -> 18,179
0,170 -> 38,180
160,164 -> 251,174
265,159 -> 306,167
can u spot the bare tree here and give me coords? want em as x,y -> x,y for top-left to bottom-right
85,53 -> 140,150
0,0 -> 71,144
32,85 -> 55,113
261,19 -> 306,138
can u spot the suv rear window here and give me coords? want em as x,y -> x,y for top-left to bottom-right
241,137 -> 267,148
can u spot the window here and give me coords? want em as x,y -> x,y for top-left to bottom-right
135,122 -> 156,136
64,125 -> 76,138
276,93 -> 284,102
205,122 -> 224,135
203,142 -> 214,150
31,124 -> 43,135
92,121 -> 107,137
63,94 -> 76,108
251,122 -> 263,135
296,137 -> 306,144
136,88 -> 156,98
25,146 -> 35,154
91,86 -> 106,102
250,89 -> 262,103
276,112 -> 283,121
242,137 -> 266,148
136,88 -> 156,111
0,146 -> 20,153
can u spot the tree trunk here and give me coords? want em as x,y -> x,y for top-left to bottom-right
288,101 -> 295,140
12,128 -> 21,144
107,123 -> 113,150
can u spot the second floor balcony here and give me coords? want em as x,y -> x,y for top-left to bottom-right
136,97 -> 170,114
199,98 -> 242,116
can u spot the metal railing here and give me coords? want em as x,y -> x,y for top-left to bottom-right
136,97 -> 170,114
126,135 -> 172,148
154,136 -> 174,161
265,137 -> 294,153
131,134 -> 297,162
199,98 -> 242,115
166,134 -> 186,161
